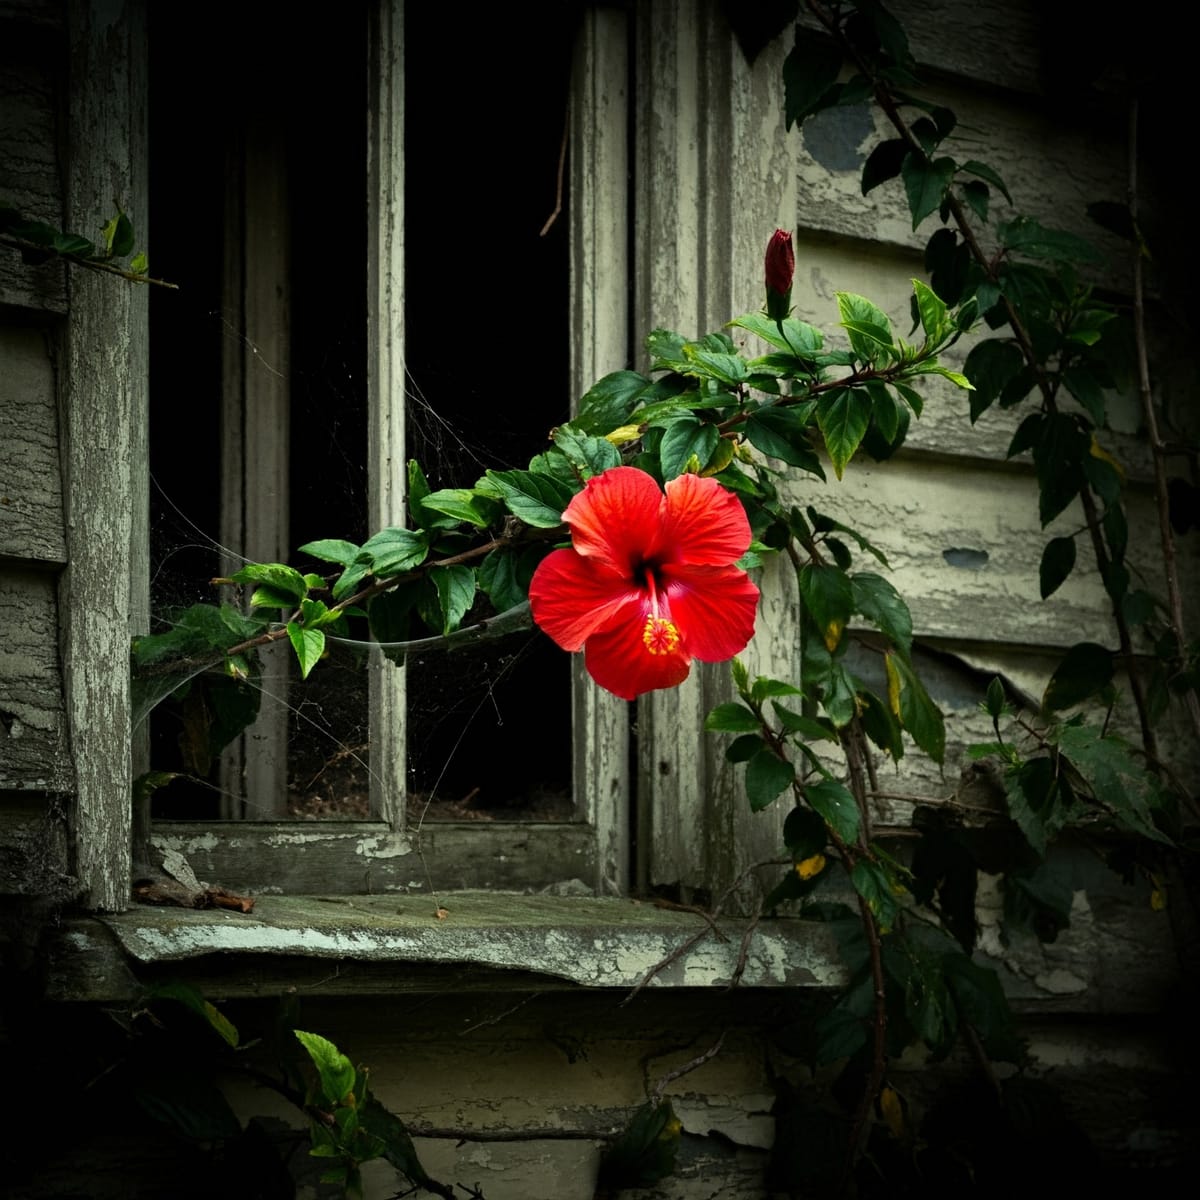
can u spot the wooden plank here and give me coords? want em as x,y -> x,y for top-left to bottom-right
569,5 -> 632,896
0,570 -> 72,792
365,0 -> 407,829
787,455 -> 1198,650
149,821 -> 604,896
218,115 -> 291,818
61,0 -> 147,911
0,323 -> 65,563
0,25 -> 67,312
633,0 -> 804,905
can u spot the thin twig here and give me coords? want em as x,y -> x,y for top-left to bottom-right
649,1031 -> 728,1103
538,105 -> 570,237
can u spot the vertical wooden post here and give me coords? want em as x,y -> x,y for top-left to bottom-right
366,0 -> 408,831
570,5 -> 632,895
634,0 -> 799,908
63,0 -> 149,910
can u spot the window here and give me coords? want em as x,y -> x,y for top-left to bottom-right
139,1 -> 632,896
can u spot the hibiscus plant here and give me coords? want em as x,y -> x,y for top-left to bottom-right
127,1 -> 1194,1192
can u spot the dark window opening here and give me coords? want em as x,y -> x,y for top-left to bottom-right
146,4 -> 577,823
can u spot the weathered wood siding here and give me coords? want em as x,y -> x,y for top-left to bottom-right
638,0 -> 1198,906
0,3 -> 73,895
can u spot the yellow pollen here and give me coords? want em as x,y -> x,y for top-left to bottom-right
642,615 -> 681,655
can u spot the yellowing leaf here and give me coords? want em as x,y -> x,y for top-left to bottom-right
823,618 -> 844,653
879,1086 -> 906,1139
885,652 -> 902,717
795,853 -> 827,880
1089,436 -> 1126,483
605,424 -> 644,445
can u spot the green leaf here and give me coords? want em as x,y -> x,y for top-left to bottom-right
486,468 -> 574,528
1004,861 -> 1073,940
784,805 -> 828,860
816,387 -> 872,479
745,748 -> 796,811
862,139 -> 909,195
911,278 -> 948,342
807,507 -> 890,567
851,572 -> 912,655
420,488 -> 498,528
942,954 -> 1021,1062
111,211 -> 135,257
731,311 -> 824,354
744,403 -> 823,471
1062,365 -> 1107,426
295,1030 -> 357,1107
359,527 -> 429,577
885,651 -> 945,763
798,563 -> 853,651
901,154 -> 956,229
705,701 -> 762,733
129,250 -> 148,275
782,29 -> 842,128
837,292 -> 895,362
53,232 -> 95,257
658,417 -> 720,479
1004,757 -> 1071,857
1041,642 -> 1114,712
858,687 -> 905,760
999,216 -> 1104,265
1039,536 -> 1077,599
960,159 -> 1012,204
771,702 -> 838,743
145,981 -> 240,1048
1032,413 -> 1087,526
332,557 -> 372,602
287,621 -> 325,680
597,1099 -> 682,1189
1053,722 -> 1171,844
553,424 -> 622,478
851,859 -> 900,932
248,584 -> 300,611
962,339 -> 1024,423
575,369 -> 651,435
959,178 -> 990,222
478,548 -> 533,613
431,564 -> 476,635
230,562 -> 308,601
299,538 -> 360,567
805,779 -> 860,844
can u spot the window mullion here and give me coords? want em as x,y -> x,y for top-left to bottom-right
366,0 -> 407,831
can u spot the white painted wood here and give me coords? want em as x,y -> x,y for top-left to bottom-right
0,570 -> 72,792
0,325 -> 65,563
570,5 -> 631,896
634,0 -> 801,906
366,0 -> 407,830
61,0 -> 148,911
0,20 -> 67,313
218,117 -> 291,818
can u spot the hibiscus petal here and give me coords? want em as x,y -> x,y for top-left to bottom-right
563,466 -> 663,573
664,565 -> 760,661
529,547 -> 642,650
658,472 -> 752,566
583,617 -> 692,701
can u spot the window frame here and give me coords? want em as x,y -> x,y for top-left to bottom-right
123,0 -> 633,900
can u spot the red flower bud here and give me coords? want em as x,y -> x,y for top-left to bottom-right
764,228 -> 794,321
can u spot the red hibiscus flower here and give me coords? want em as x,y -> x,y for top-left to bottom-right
528,466 -> 760,700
